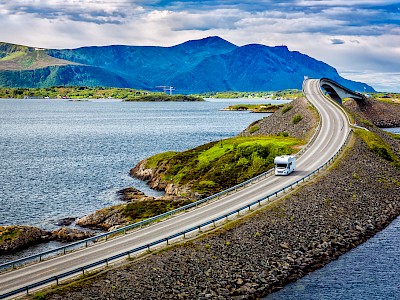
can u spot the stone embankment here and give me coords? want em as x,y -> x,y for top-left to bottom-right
240,97 -> 318,139
46,130 -> 400,299
344,97 -> 400,127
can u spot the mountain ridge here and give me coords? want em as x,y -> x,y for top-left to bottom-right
0,37 -> 375,93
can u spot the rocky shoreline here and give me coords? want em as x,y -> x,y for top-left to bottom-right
0,225 -> 94,255
45,128 -> 400,300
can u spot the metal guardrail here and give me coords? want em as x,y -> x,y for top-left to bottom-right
0,126 -> 351,299
0,96 -> 322,274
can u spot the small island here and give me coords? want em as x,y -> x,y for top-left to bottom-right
221,103 -> 285,113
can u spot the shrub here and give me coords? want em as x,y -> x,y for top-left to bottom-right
292,114 -> 303,124
282,105 -> 293,114
249,125 -> 260,134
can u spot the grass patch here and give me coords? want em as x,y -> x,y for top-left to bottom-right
292,114 -> 303,124
122,199 -> 194,222
282,105 -> 293,114
355,129 -> 400,169
359,118 -> 374,127
145,151 -> 177,169
0,51 -> 26,61
249,125 -> 260,134
0,226 -> 20,243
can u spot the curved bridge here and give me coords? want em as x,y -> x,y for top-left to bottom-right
319,78 -> 365,105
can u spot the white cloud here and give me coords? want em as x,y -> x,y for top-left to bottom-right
0,0 -> 399,91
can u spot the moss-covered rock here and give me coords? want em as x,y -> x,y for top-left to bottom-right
0,225 -> 51,254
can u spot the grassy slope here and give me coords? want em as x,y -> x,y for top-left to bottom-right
144,136 -> 304,195
0,45 -> 77,71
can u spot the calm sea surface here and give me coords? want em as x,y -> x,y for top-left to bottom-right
1,99 -> 399,298
0,98 -> 279,230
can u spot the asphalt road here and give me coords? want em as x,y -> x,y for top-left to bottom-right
0,79 -> 350,297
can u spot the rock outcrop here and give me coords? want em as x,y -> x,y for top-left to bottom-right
0,226 -> 51,254
75,205 -> 129,231
0,225 -> 98,254
51,228 -> 95,243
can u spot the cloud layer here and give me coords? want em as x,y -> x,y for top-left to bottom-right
0,0 -> 399,91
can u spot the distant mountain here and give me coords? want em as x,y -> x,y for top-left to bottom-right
0,37 -> 375,93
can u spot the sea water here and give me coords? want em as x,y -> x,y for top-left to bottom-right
0,98 -> 278,230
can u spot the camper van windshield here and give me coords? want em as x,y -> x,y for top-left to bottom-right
276,163 -> 287,168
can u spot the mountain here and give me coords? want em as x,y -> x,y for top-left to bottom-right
0,37 -> 375,93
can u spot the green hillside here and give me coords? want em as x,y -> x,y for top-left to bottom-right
0,42 -> 77,71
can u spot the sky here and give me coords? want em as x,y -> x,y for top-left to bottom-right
0,0 -> 399,92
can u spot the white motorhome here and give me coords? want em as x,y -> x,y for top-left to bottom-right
274,155 -> 296,176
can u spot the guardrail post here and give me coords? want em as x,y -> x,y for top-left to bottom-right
85,241 -> 88,247
166,238 -> 169,245
81,267 -> 85,275
198,225 -> 202,233
56,276 -> 59,286
26,286 -> 29,295
183,232 -> 186,239
63,247 -> 66,255
258,200 -> 261,206
106,258 -> 108,267
39,255 -> 42,262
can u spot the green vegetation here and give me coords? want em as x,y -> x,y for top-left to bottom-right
282,105 -> 293,114
198,89 -> 303,100
249,125 -> 260,134
359,118 -> 374,127
0,86 -> 203,101
145,136 -> 304,195
369,92 -> 400,104
292,114 -> 303,124
122,199 -> 194,223
124,94 -> 204,102
0,226 -> 19,243
355,129 -> 400,169
223,103 -> 284,112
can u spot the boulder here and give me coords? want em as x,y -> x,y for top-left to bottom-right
51,228 -> 95,242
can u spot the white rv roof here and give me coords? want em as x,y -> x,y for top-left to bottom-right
274,155 -> 295,164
